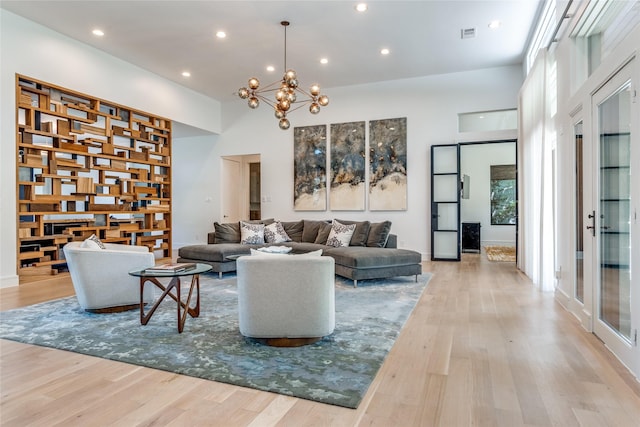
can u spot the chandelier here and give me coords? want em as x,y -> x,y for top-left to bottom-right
237,21 -> 329,130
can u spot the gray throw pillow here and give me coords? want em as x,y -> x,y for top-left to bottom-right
301,220 -> 329,243
214,222 -> 241,243
281,220 -> 304,242
366,221 -> 392,247
314,222 -> 333,244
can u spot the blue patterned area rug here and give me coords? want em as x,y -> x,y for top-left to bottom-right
0,273 -> 430,409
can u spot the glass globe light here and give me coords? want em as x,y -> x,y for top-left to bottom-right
248,97 -> 259,109
310,84 -> 320,96
238,87 -> 250,99
279,118 -> 291,130
287,92 -> 297,103
318,95 -> 329,106
248,78 -> 260,90
275,89 -> 286,101
286,78 -> 298,89
284,69 -> 297,81
274,108 -> 285,119
279,99 -> 291,111
309,103 -> 320,114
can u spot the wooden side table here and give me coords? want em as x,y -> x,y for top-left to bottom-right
129,263 -> 212,333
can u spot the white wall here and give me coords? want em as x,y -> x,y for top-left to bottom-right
171,135 -> 220,247
460,142 -> 517,246
172,66 -> 524,258
0,10 -> 221,287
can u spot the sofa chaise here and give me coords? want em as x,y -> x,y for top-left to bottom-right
177,219 -> 422,286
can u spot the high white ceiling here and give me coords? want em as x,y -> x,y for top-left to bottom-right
1,1 -> 542,103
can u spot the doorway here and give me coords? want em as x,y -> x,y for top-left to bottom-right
221,154 -> 261,222
460,141 -> 517,259
430,140 -> 517,261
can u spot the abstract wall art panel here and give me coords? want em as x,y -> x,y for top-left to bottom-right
293,125 -> 327,211
369,117 -> 407,211
329,121 -> 366,210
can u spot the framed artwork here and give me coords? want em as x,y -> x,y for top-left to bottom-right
369,117 -> 407,210
490,164 -> 516,225
329,121 -> 366,210
293,125 -> 327,211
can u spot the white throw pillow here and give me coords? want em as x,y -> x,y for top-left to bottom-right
240,221 -> 265,244
326,220 -> 356,248
81,234 -> 105,249
257,246 -> 292,254
264,221 -> 292,243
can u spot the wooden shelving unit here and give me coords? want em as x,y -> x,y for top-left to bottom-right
15,75 -> 172,276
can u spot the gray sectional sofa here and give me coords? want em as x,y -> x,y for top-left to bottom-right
177,219 -> 422,286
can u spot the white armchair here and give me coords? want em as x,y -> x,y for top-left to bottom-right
63,241 -> 156,312
237,254 -> 335,346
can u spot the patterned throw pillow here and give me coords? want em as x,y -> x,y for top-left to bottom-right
326,220 -> 356,248
240,221 -> 265,244
81,234 -> 106,249
264,221 -> 291,243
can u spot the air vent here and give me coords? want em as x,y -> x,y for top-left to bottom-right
461,28 -> 476,39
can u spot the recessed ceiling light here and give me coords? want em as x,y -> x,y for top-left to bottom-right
182,71 -> 191,77
92,29 -> 104,37
355,3 -> 368,12
320,58 -> 328,64
380,48 -> 390,55
216,31 -> 226,38
266,65 -> 275,72
488,20 -> 501,29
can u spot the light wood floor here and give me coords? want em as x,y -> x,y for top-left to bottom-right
2,254 -> 639,426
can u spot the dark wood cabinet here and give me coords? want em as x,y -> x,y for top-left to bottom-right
461,222 -> 481,253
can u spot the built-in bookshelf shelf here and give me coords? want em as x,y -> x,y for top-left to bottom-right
15,75 -> 172,277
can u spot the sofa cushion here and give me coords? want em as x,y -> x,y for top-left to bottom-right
240,221 -> 265,244
281,220 -> 304,242
366,221 -> 392,247
326,220 -> 356,248
334,219 -> 371,246
325,246 -> 421,268
214,222 -> 241,244
301,220 -> 329,243
178,244 -> 251,262
264,221 -> 291,243
314,222 -> 333,244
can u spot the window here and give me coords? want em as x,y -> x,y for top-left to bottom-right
490,165 -> 517,225
458,109 -> 517,133
571,0 -> 640,80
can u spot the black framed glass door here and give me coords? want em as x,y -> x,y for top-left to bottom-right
430,144 -> 460,261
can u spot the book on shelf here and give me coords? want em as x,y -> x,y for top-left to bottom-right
144,262 -> 197,273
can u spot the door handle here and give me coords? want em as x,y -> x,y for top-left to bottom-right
586,210 -> 596,236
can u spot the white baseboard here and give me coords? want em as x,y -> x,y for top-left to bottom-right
555,287 -> 571,309
1,274 -> 20,288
